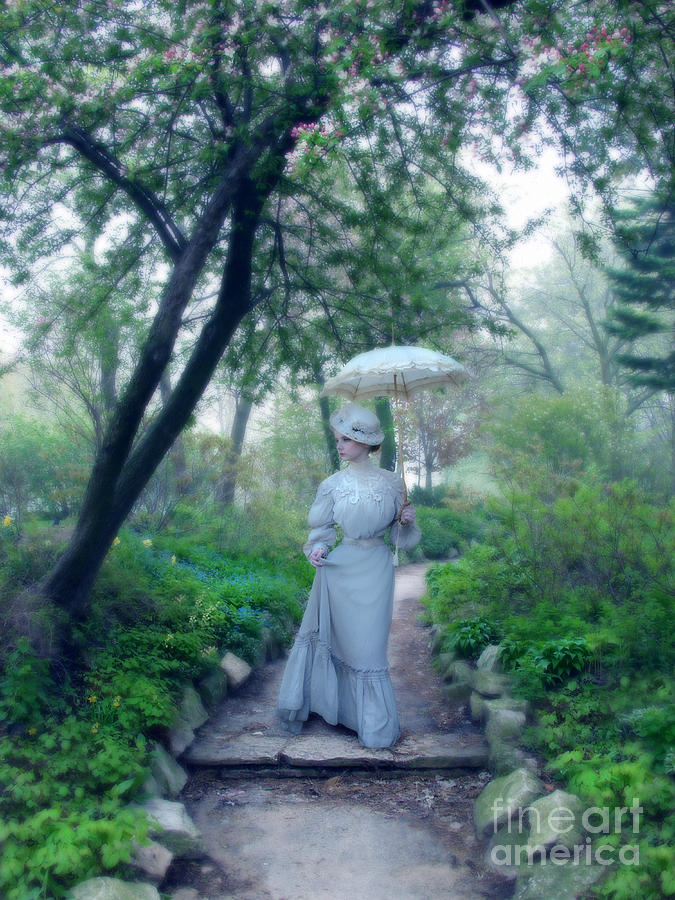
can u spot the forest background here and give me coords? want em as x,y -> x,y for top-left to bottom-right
0,0 -> 673,898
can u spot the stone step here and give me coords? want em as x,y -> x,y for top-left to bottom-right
183,729 -> 488,774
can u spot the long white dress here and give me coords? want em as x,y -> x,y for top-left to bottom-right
277,458 -> 421,748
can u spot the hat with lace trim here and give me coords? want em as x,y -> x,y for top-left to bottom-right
329,402 -> 384,446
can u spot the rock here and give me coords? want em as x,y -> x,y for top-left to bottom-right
130,841 -> 174,882
488,740 -> 536,777
430,625 -> 447,654
220,651 -> 252,689
141,798 -> 202,858
513,861 -> 604,899
472,670 -> 511,698
142,774 -> 162,798
470,691 -> 486,722
167,686 -> 209,757
527,790 -> 584,853
434,650 -> 459,679
485,824 -> 533,879
485,708 -> 526,744
186,731 -> 287,766
389,733 -> 489,770
477,644 -> 503,672
262,625 -> 283,662
447,660 -> 474,684
474,768 -> 544,838
171,891 -> 200,900
149,744 -> 188,798
68,877 -> 160,900
443,680 -> 473,704
485,790 -> 585,881
197,667 -> 228,708
484,697 -> 530,721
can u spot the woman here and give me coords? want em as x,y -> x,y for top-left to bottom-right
277,402 -> 420,748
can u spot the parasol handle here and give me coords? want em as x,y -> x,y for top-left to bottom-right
394,374 -> 408,510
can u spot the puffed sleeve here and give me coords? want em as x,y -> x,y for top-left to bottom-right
302,478 -> 337,559
388,474 -> 421,551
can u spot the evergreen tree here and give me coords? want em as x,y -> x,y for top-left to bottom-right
606,195 -> 675,392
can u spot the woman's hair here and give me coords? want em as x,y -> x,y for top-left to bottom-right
368,444 -> 381,453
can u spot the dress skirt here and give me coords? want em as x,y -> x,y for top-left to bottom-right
277,537 -> 400,749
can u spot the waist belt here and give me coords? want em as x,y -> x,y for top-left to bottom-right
342,536 -> 385,548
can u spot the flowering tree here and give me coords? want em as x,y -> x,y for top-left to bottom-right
2,0 -> 671,646
0,0 -> 523,638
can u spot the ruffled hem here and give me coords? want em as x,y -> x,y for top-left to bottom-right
277,632 -> 400,749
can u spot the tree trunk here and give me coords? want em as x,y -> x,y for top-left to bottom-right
41,175 -> 266,625
315,369 -> 340,472
375,398 -> 396,472
159,371 -> 191,496
219,394 -> 253,505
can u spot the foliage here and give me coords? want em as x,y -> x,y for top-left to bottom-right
422,424 -> 675,899
605,193 -> 675,393
445,615 -> 500,658
0,518 -> 311,896
532,678 -> 675,900
487,388 -> 634,482
0,413 -> 89,525
416,505 -> 484,560
0,643 -> 150,899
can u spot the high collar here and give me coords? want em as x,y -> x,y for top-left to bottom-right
347,457 -> 374,472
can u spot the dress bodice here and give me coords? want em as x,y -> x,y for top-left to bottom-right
304,460 -> 420,553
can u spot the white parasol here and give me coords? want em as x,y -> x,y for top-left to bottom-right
321,345 -> 472,504
321,345 -> 470,402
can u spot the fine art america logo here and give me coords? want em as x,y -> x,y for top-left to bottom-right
490,797 -> 642,867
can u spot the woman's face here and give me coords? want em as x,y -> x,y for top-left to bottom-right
335,432 -> 371,463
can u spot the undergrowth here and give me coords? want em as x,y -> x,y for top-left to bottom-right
0,520 -> 311,899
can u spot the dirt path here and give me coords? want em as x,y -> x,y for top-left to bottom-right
166,563 -> 511,899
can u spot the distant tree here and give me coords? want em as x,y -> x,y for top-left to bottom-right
605,194 -> 675,393
400,388 -> 481,490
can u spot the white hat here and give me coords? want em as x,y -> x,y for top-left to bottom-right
329,403 -> 384,446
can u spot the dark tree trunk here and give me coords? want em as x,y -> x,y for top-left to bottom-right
41,173 -> 267,624
219,394 -> 253,505
315,369 -> 341,472
159,371 -> 191,496
375,398 -> 396,471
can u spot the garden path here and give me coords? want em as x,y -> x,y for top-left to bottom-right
167,563 -> 510,900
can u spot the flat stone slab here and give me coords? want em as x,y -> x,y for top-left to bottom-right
184,732 -> 287,766
279,733 -> 394,767
185,728 -> 487,771
391,733 -> 488,769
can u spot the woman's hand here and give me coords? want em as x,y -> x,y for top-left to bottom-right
308,546 -> 327,568
399,503 -> 416,526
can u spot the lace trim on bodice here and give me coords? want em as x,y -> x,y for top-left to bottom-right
331,465 -> 391,506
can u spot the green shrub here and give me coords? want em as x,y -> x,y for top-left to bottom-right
0,699 -> 150,899
416,505 -> 483,559
445,615 -> 500,658
0,519 -> 313,896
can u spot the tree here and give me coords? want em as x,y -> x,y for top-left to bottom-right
400,388 -> 480,490
605,193 -> 675,393
1,0 -> 526,643
507,0 -> 675,231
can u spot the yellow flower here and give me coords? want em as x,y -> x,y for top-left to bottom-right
113,699 -> 120,707
88,695 -> 97,703
2,515 -> 12,527
171,554 -> 176,565
112,536 -> 120,545
27,727 -> 37,736
91,723 -> 99,734
142,538 -> 152,548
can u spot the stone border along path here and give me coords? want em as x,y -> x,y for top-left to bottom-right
162,562 -> 514,900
